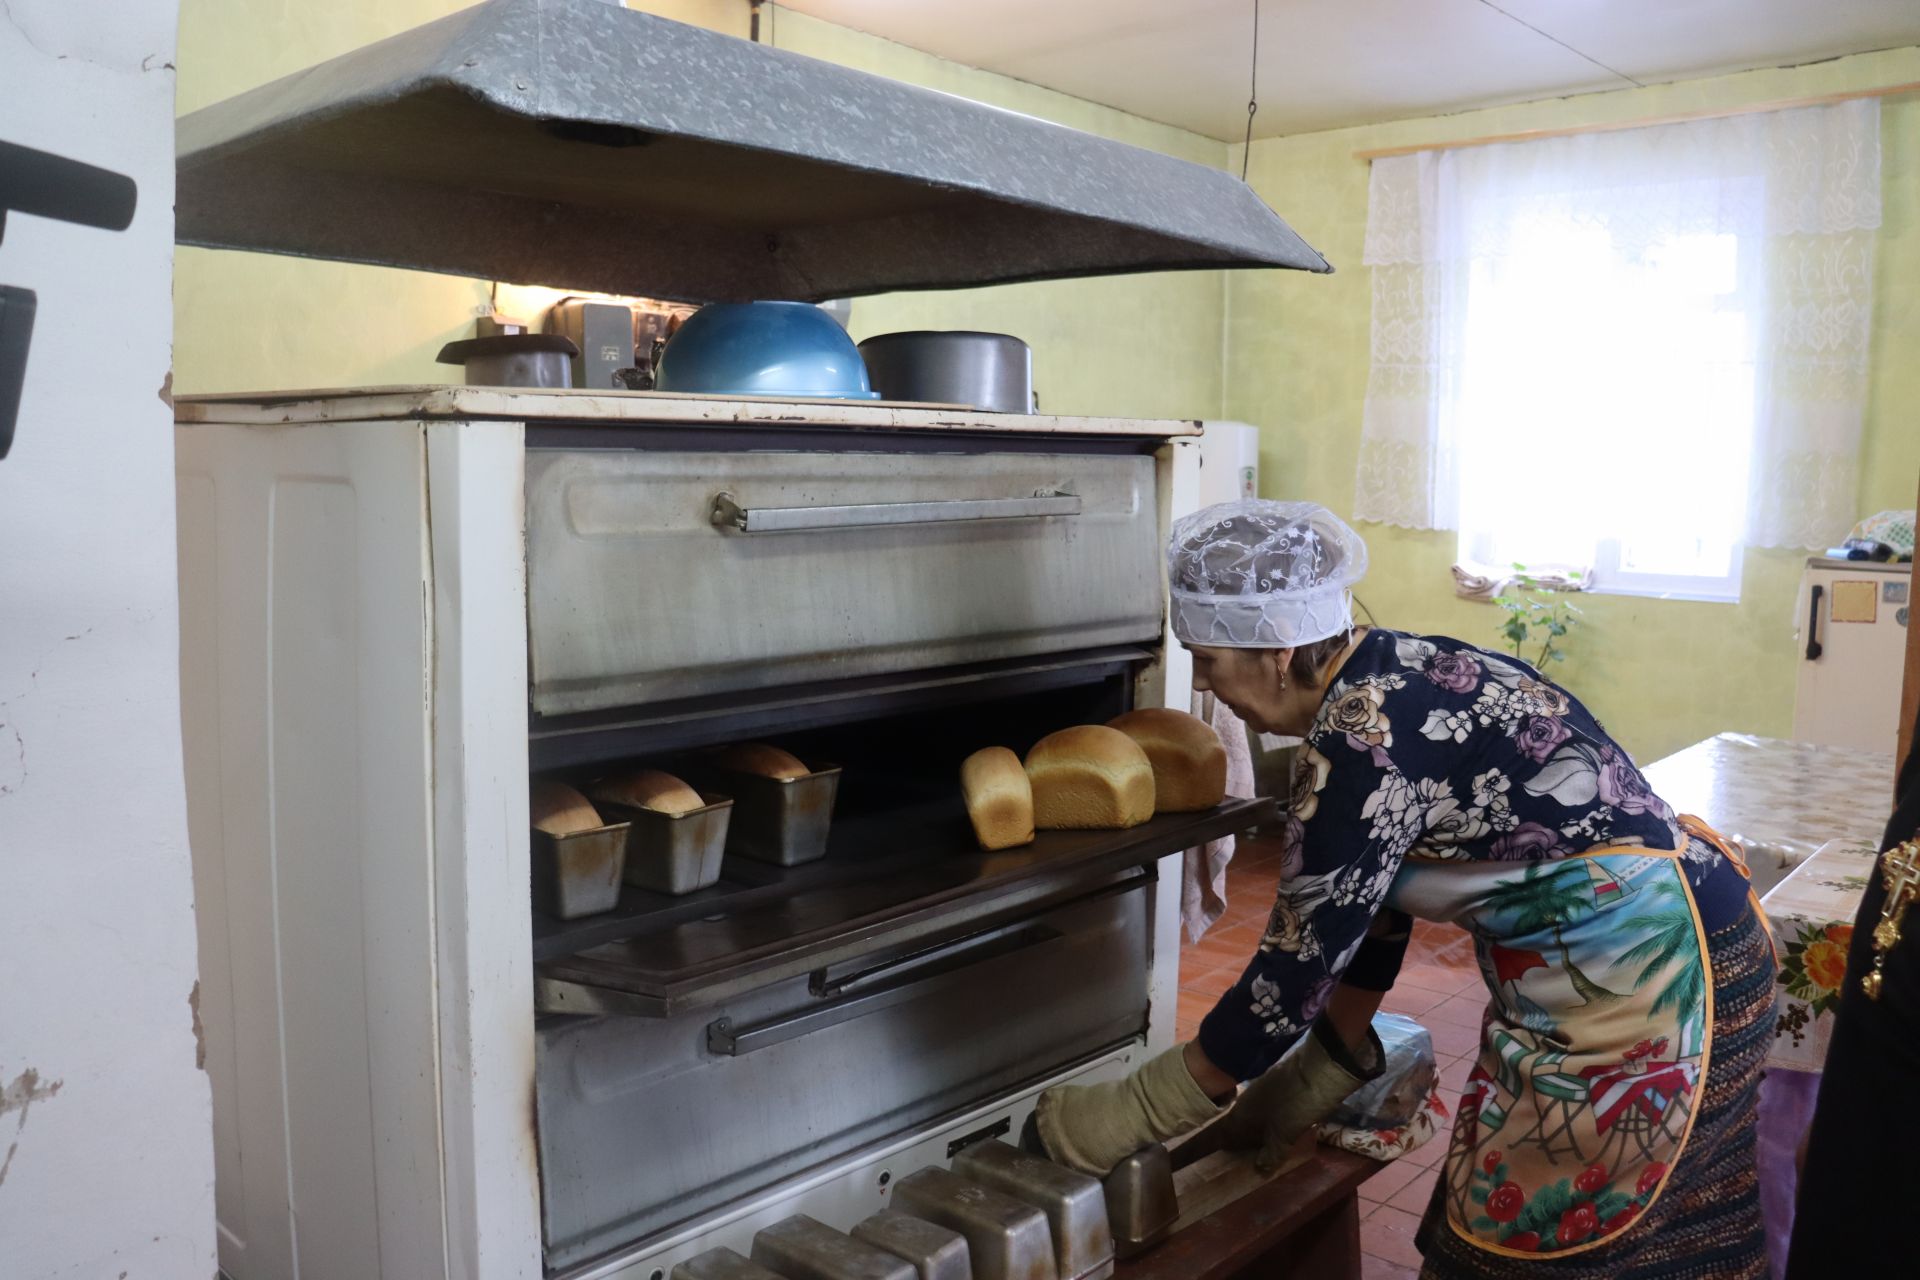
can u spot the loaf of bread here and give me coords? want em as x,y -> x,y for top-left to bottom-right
591,768 -> 705,816
1025,726 -> 1155,830
530,780 -> 605,835
1106,708 -> 1228,812
961,746 -> 1035,851
714,742 -> 810,780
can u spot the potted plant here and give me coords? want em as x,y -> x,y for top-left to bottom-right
1493,565 -> 1584,668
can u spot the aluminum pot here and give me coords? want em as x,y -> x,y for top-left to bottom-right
857,330 -> 1033,414
436,333 -> 580,388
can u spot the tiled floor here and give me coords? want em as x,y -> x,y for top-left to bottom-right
1175,838 -> 1486,1279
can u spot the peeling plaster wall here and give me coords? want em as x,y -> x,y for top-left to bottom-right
0,0 -> 214,1274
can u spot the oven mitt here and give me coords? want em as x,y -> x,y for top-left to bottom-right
1215,1017 -> 1385,1173
1031,1043 -> 1222,1176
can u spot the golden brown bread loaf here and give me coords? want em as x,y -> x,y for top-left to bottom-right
960,746 -> 1035,851
715,742 -> 810,780
591,768 -> 705,816
530,780 -> 605,835
1025,725 -> 1155,830
1106,708 -> 1228,812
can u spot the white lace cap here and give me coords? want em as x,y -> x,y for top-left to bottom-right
1168,500 -> 1369,648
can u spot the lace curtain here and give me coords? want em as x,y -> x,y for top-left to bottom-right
1355,101 -> 1881,551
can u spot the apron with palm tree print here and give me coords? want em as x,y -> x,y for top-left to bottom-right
1383,818 -> 1734,1260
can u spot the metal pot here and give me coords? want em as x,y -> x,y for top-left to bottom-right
436,333 -> 580,388
857,331 -> 1033,414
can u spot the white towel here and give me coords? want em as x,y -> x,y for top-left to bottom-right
1182,691 -> 1255,943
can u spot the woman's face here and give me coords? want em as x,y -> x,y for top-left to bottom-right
1186,644 -> 1295,734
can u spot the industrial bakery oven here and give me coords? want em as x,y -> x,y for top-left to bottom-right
174,386 -> 1272,1280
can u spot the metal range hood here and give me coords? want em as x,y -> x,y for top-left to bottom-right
175,0 -> 1330,303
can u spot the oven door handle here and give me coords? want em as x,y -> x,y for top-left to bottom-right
705,921 -> 1066,1057
709,489 -> 1082,534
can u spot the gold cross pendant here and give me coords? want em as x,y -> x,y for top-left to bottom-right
1864,841 -> 1920,1000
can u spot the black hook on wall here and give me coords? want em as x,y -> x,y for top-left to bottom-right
0,138 -> 140,460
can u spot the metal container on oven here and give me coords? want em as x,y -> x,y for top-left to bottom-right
890,1167 -> 1059,1280
751,1214 -> 917,1280
952,1139 -> 1115,1280
852,1210 -> 972,1280
531,822 -> 631,921
684,758 -> 842,867
590,789 -> 733,895
672,1247 -> 786,1280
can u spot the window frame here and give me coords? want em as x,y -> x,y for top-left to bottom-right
1587,537 -> 1745,603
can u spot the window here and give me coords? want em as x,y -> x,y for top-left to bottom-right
1354,102 -> 1882,595
1453,218 -> 1755,600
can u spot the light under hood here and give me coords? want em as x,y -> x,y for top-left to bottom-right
174,0 -> 1330,303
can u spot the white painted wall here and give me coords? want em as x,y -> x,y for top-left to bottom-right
0,1 -> 216,1276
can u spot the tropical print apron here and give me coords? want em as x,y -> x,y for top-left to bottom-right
1387,821 -> 1744,1257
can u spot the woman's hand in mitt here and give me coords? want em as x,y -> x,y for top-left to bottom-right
1215,1018 -> 1384,1172
1032,1042 -> 1225,1176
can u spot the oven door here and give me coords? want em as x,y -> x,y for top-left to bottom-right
534,873 -> 1153,1271
524,447 -> 1162,715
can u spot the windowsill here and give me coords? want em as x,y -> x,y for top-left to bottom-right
1583,582 -> 1742,605
1454,557 -> 1743,606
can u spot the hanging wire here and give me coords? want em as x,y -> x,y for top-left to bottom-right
1239,0 -> 1261,181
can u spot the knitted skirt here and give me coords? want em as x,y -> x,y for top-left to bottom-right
1414,903 -> 1776,1279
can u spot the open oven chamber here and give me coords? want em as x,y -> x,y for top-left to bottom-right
530,672 -> 1262,1270
175,392 -> 1267,1280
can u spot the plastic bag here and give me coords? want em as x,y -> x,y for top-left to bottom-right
1331,1012 -> 1437,1131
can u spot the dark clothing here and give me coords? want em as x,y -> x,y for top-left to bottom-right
1785,723 -> 1920,1277
1198,628 -> 1744,1081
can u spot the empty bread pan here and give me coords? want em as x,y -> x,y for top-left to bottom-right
530,821 -> 630,920
590,789 -> 733,895
670,1246 -> 785,1280
852,1210 -> 972,1280
891,1167 -> 1058,1280
1101,1144 -> 1177,1260
752,1214 -> 917,1280
952,1140 -> 1114,1280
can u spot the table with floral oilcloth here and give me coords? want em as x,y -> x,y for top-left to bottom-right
1762,839 -> 1877,1071
1640,734 -> 1891,893
1754,839 -> 1879,1279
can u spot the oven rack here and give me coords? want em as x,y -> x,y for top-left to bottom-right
534,796 -> 1272,1017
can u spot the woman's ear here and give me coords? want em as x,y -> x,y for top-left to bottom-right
1266,647 -> 1297,684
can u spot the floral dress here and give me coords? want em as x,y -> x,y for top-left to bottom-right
1196,629 -> 1762,1262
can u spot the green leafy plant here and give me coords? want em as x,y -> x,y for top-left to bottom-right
1493,564 -> 1584,668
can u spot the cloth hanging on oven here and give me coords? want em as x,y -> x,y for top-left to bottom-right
1182,691 -> 1255,942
